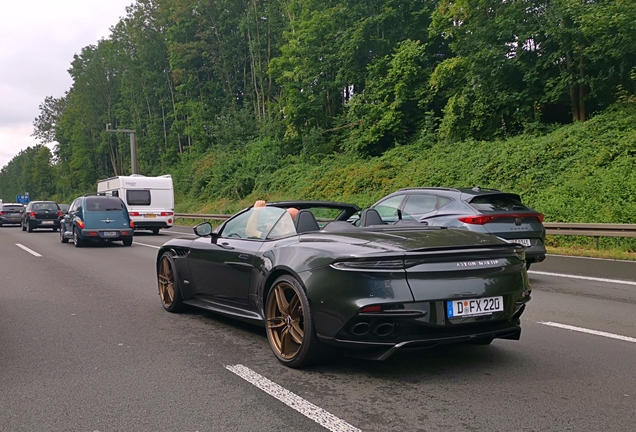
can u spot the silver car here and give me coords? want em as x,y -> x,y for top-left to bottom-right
369,187 -> 546,269
0,203 -> 25,226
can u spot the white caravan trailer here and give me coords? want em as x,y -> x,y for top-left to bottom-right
97,174 -> 174,234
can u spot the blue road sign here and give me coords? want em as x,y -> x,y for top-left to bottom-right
16,194 -> 30,204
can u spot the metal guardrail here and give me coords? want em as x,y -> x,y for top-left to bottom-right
174,214 -> 636,241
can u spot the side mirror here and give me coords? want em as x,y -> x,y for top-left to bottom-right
193,222 -> 213,237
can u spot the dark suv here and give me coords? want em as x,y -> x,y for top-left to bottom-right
0,203 -> 25,226
21,201 -> 62,232
369,187 -> 546,268
60,195 -> 134,247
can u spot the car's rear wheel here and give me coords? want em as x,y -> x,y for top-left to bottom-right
60,227 -> 68,243
525,262 -> 531,270
265,275 -> 322,368
73,228 -> 83,248
157,252 -> 184,312
122,238 -> 133,246
27,221 -> 33,232
152,227 -> 160,235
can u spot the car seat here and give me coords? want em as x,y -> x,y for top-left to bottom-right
294,210 -> 320,233
359,208 -> 384,227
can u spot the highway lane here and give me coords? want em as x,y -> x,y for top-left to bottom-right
0,226 -> 634,431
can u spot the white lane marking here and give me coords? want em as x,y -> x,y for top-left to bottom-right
133,242 -> 160,249
528,270 -> 636,286
538,322 -> 636,344
15,243 -> 42,257
226,364 -> 361,432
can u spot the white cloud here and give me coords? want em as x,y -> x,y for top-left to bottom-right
0,0 -> 133,169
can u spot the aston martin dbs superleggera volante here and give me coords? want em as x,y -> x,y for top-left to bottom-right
156,201 -> 531,368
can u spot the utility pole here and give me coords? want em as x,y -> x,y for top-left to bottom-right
106,123 -> 138,174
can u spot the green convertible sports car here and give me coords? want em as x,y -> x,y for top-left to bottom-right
156,201 -> 531,368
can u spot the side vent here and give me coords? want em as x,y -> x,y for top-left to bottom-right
173,248 -> 189,257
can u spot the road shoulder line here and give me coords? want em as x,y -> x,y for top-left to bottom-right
538,322 -> 636,344
15,243 -> 42,257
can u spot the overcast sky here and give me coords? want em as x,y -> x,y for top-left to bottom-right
0,0 -> 134,170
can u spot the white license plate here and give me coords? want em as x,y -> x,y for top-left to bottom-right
102,231 -> 118,237
10,213 -> 19,216
447,296 -> 504,318
42,220 -> 54,224
511,238 -> 531,246
144,214 -> 157,218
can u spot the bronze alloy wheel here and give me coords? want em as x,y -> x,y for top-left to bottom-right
158,255 -> 176,308
266,280 -> 305,360
157,252 -> 183,312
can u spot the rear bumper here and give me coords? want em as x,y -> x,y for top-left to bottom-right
80,229 -> 133,240
30,220 -> 60,228
320,302 -> 528,360
133,220 -> 171,229
0,217 -> 22,224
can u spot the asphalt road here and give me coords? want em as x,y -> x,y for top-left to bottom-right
1,225 -> 634,431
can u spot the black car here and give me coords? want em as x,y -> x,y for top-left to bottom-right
0,203 -> 25,226
156,201 -> 530,368
367,187 -> 546,268
21,201 -> 62,232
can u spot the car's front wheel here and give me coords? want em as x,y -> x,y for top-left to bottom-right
157,252 -> 184,312
265,275 -> 322,368
21,220 -> 26,231
73,228 -> 83,248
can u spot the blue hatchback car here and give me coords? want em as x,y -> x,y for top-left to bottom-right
60,195 -> 134,247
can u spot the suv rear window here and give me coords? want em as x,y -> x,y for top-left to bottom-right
2,205 -> 24,212
86,197 -> 125,212
127,190 -> 151,206
468,194 -> 528,211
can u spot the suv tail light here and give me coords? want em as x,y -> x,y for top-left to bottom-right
77,220 -> 85,229
160,212 -> 174,216
129,212 -> 140,217
459,213 -> 545,225
129,220 -> 135,228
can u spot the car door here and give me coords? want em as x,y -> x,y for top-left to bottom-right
188,210 -> 264,305
63,200 -> 79,233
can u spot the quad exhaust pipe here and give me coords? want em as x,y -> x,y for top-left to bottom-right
349,321 -> 395,337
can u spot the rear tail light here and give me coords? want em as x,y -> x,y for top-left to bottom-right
360,305 -> 382,313
459,213 -> 545,225
88,232 -> 98,236
77,220 -> 85,229
30,211 -> 36,217
458,215 -> 493,225
0,211 -> 6,215
168,219 -> 173,224
57,211 -> 62,217
160,212 -> 174,216
129,212 -> 140,217
331,259 -> 404,270
129,220 -> 135,228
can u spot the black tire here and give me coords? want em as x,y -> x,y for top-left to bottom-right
265,275 -> 323,368
21,220 -> 26,231
60,227 -> 68,243
53,227 -> 58,232
122,238 -> 133,246
151,227 -> 160,235
73,228 -> 83,248
525,262 -> 531,270
157,252 -> 184,312
27,221 -> 33,232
